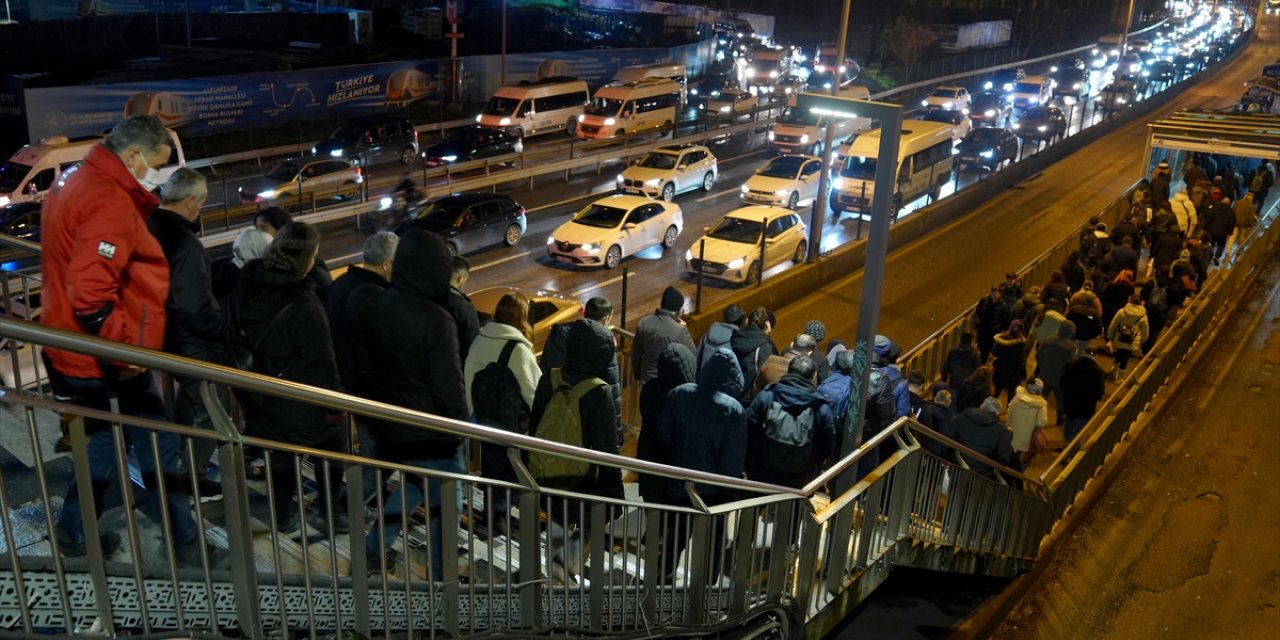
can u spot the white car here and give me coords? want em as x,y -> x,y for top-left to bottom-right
922,85 -> 971,113
616,144 -> 718,201
705,89 -> 758,115
684,206 -> 808,285
547,195 -> 683,269
740,155 -> 824,209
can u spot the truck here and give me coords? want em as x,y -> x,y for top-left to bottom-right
746,45 -> 791,90
767,85 -> 871,156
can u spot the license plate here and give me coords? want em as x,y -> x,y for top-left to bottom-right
555,255 -> 574,264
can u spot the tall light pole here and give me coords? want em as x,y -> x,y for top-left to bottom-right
808,0 -> 854,262
1120,0 -> 1138,55
501,0 -> 508,86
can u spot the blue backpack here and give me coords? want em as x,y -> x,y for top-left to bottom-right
816,371 -> 853,423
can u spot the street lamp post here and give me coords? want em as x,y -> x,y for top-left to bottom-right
501,0 -> 508,86
809,0 -> 854,262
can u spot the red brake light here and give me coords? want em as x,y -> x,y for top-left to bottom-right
413,129 -> 419,143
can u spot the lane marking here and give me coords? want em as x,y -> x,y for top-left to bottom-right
472,251 -> 531,272
528,191 -> 610,213
572,273 -> 626,297
697,187 -> 742,203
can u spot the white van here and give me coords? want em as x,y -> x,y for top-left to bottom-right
830,120 -> 953,214
1009,75 -> 1054,111
613,64 -> 687,103
475,77 -> 590,139
768,85 -> 871,156
576,79 -> 683,141
0,128 -> 186,206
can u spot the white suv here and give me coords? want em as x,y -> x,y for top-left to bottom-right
616,144 -> 718,201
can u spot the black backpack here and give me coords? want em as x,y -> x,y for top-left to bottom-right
471,340 -> 530,435
759,401 -> 816,473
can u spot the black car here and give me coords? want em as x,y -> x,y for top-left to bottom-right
424,126 -> 523,167
1147,60 -> 1178,82
0,202 -> 40,242
967,91 -> 1012,128
1051,57 -> 1085,74
1053,67 -> 1091,98
955,127 -> 1020,171
1013,106 -> 1067,142
312,116 -> 420,166
395,192 -> 527,257
985,66 -> 1025,92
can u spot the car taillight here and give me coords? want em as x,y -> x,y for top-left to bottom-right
354,167 -> 362,177
413,130 -> 419,143
517,207 -> 526,218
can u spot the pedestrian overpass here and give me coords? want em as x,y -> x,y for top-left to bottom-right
1,183 -> 1276,638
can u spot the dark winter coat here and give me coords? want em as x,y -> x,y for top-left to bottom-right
306,258 -> 333,304
1061,257 -> 1086,292
653,348 -> 746,504
941,343 -> 981,389
745,372 -> 836,488
637,344 -> 697,502
1203,199 -> 1237,238
237,260 -> 341,445
938,407 -> 1017,479
540,320 -> 622,418
991,334 -> 1028,391
147,208 -> 226,363
1035,330 -> 1078,387
696,320 -> 738,372
531,319 -> 624,498
447,286 -> 481,362
730,325 -> 777,400
1060,355 -> 1107,421
1111,219 -> 1143,250
1040,281 -> 1072,308
974,295 -> 1012,337
956,378 -> 993,412
326,266 -> 388,394
1109,244 -> 1140,275
1150,231 -> 1185,275
360,231 -> 468,461
631,308 -> 696,384
863,367 -> 901,437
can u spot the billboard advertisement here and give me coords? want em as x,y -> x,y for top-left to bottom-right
24,60 -> 446,142
28,1 -> 243,21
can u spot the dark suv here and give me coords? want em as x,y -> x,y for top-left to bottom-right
395,192 -> 527,257
312,116 -> 420,166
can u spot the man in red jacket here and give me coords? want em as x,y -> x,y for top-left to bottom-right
41,115 -> 201,564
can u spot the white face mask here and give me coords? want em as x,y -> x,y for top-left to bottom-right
133,148 -> 163,192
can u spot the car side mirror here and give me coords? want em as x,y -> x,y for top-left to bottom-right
624,223 -> 637,230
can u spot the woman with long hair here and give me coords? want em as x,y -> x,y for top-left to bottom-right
956,365 -> 996,412
463,292 -> 542,524
237,222 -> 346,538
991,321 -> 1029,403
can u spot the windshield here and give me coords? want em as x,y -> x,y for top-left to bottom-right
923,111 -> 954,123
931,88 -> 958,98
758,156 -> 805,179
573,203 -> 628,228
707,216 -> 762,244
779,106 -> 818,126
1024,108 -> 1050,120
0,162 -> 32,192
585,97 -> 623,117
265,163 -> 300,181
446,130 -> 480,145
1014,82 -> 1041,94
418,201 -> 466,222
636,152 -> 678,170
967,128 -> 1003,144
328,124 -> 367,143
840,156 -> 877,180
482,96 -> 520,116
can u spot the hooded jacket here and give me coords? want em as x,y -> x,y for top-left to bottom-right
991,333 -> 1028,390
696,320 -> 738,372
1007,386 -> 1048,452
147,207 -> 226,363
237,259 -> 340,445
361,231 -> 469,460
540,320 -> 622,419
637,343 -> 697,502
40,144 -> 169,379
653,348 -> 746,504
939,406 -> 1016,479
447,286 -> 481,362
631,308 -> 696,384
1203,198 -> 1236,238
1169,192 -> 1197,234
1035,324 -> 1079,387
1107,302 -> 1149,352
730,325 -> 777,400
1060,355 -> 1106,420
530,319 -> 624,498
941,343 -> 982,389
746,372 -> 836,488
464,320 -> 541,417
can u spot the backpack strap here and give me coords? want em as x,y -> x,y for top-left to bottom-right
497,339 -> 518,367
569,376 -> 610,403
551,367 -> 566,391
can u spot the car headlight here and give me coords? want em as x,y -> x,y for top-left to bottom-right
774,189 -> 790,196
1006,95 -> 1015,102
582,243 -> 600,254
922,99 -> 929,107
441,155 -> 458,162
645,178 -> 661,186
746,67 -> 755,76
983,109 -> 996,117
1037,125 -> 1047,132
784,87 -> 793,94
604,118 -> 616,126
1030,96 -> 1040,104
719,105 -> 731,112
943,101 -> 954,109
770,70 -> 779,78
379,196 -> 393,210
832,177 -> 844,190
685,249 -> 693,261
257,190 -> 277,200
310,146 -> 317,154
1012,123 -> 1021,130
0,195 -> 9,206
980,150 -> 994,158
1051,65 -> 1059,73
740,184 -> 750,193
1117,97 -> 1127,104
726,257 -> 745,270
475,114 -> 483,123
691,88 -> 699,96
547,235 -> 555,244
1073,82 -> 1082,89
329,149 -> 344,157
799,134 -> 809,143
616,174 -> 625,183
768,131 -> 775,141
499,117 -> 511,126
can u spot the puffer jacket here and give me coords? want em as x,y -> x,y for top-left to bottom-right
631,308 -> 696,384
653,348 -> 745,504
237,260 -> 340,445
40,144 -> 169,379
1107,302 -> 1149,352
147,207 -> 225,363
464,320 -> 541,417
637,343 -> 697,501
939,407 -> 1017,478
1007,386 -> 1048,452
530,319 -> 624,498
1169,192 -> 1197,234
361,230 -> 468,460
746,372 -> 836,488
991,333 -> 1028,390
